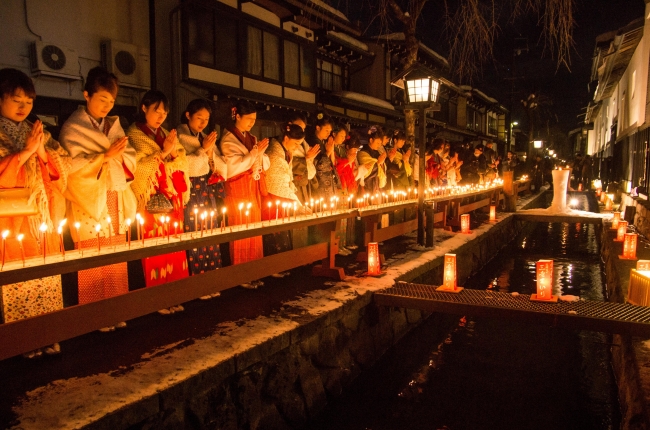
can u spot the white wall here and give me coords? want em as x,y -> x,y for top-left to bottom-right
0,0 -> 149,105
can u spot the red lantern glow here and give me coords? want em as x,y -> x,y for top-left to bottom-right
611,212 -> 620,230
637,260 -> 650,271
367,242 -> 381,275
534,260 -> 556,301
622,233 -> 638,260
460,214 -> 471,234
615,221 -> 628,242
489,205 -> 496,222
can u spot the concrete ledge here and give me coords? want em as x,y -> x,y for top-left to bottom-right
9,192 -> 546,430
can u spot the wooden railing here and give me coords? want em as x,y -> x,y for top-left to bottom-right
0,186 -> 505,360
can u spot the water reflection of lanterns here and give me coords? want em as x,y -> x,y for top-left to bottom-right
367,242 -> 381,275
611,212 -> 620,230
460,214 -> 471,234
533,259 -> 557,302
621,233 -> 638,260
489,205 -> 496,222
615,221 -> 628,242
437,253 -> 464,293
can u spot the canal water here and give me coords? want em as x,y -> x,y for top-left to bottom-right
310,221 -> 620,430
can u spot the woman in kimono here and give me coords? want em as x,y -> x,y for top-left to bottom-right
127,90 -> 190,313
220,101 -> 269,287
384,129 -> 412,191
177,99 -> 226,299
357,126 -> 387,194
307,113 -> 341,203
60,67 -> 136,331
289,112 -> 318,204
262,123 -> 310,256
0,68 -> 69,356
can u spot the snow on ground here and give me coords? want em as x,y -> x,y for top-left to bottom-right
9,191 -> 544,429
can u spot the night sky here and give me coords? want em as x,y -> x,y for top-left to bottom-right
341,0 -> 645,135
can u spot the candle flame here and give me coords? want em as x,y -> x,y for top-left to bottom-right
126,218 -> 132,226
74,221 -> 80,229
17,233 -> 24,241
39,223 -> 47,232
1,230 -> 9,239
95,224 -> 101,232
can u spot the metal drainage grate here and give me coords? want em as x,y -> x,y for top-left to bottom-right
374,282 -> 650,336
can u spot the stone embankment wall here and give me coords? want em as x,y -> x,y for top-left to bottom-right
10,193 -> 546,430
602,224 -> 650,430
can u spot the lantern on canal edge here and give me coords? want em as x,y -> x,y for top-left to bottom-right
460,214 -> 471,234
637,260 -> 650,271
437,254 -> 463,293
615,221 -> 628,242
532,259 -> 558,302
489,205 -> 496,222
621,233 -> 638,260
367,242 -> 382,276
611,212 -> 621,230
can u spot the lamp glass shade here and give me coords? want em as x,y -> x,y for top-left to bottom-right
536,260 -> 554,300
405,77 -> 439,103
367,242 -> 381,275
611,212 -> 620,230
443,254 -> 456,289
533,140 -> 543,149
489,205 -> 496,222
616,221 -> 628,241
637,260 -> 650,271
623,233 -> 638,259
460,214 -> 470,234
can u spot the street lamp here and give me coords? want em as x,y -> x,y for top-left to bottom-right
391,63 -> 441,246
509,121 -> 518,152
533,140 -> 543,149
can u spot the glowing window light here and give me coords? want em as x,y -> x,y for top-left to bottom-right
611,212 -> 620,230
460,214 -> 471,234
637,260 -> 650,271
367,242 -> 381,275
622,233 -> 638,260
615,221 -> 628,242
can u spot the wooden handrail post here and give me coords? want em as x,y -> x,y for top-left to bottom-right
503,171 -> 517,212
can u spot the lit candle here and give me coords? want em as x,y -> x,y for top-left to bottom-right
1,230 -> 8,269
267,202 -> 272,223
166,216 -> 171,243
238,203 -> 244,227
174,221 -> 179,238
17,233 -> 25,267
210,211 -> 215,233
136,213 -> 142,241
281,203 -> 287,221
126,218 -> 132,248
106,215 -> 112,247
74,221 -> 82,256
276,200 -> 280,221
245,210 -> 250,228
221,207 -> 227,231
201,212 -> 206,237
294,202 -> 298,220
194,208 -> 199,234
140,218 -> 144,246
57,226 -> 65,259
39,223 -> 47,263
95,223 -> 101,253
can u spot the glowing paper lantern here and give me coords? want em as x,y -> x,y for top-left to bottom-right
460,214 -> 471,234
533,259 -> 557,302
436,254 -> 464,293
615,221 -> 628,242
367,242 -> 381,275
621,233 -> 638,260
611,212 -> 620,230
489,205 -> 496,222
637,260 -> 650,271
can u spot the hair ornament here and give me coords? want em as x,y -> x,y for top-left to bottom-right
368,125 -> 377,135
231,106 -> 237,120
316,113 -> 324,120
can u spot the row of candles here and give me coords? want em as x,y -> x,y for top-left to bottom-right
0,183 -> 505,269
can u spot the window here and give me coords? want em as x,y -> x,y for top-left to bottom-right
186,6 -> 238,73
488,115 -> 497,135
284,40 -> 314,89
317,58 -> 345,91
246,26 -> 280,81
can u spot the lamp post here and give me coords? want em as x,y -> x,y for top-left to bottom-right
391,64 -> 441,246
509,121 -> 518,153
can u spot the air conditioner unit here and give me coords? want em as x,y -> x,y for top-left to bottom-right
101,40 -> 150,89
29,41 -> 81,80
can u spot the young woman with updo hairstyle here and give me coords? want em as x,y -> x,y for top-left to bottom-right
127,90 -> 190,311
308,112 -> 341,202
60,66 -> 137,326
176,99 -> 227,296
219,100 -> 269,272
0,68 -> 69,354
357,126 -> 387,194
288,111 -> 319,204
262,123 -> 309,257
384,129 -> 412,190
